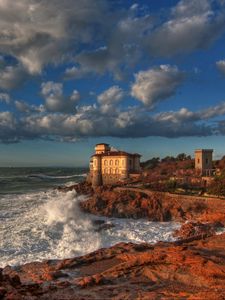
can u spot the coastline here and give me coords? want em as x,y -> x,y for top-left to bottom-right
1,181 -> 224,299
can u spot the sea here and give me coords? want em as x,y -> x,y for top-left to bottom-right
0,167 -> 180,268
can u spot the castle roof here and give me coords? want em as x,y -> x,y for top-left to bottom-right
92,151 -> 141,158
95,143 -> 109,146
195,149 -> 213,152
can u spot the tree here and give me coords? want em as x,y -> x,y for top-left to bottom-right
207,174 -> 225,196
141,157 -> 160,170
176,153 -> 191,161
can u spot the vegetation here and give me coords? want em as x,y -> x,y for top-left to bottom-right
141,153 -> 193,171
207,173 -> 225,197
140,153 -> 225,197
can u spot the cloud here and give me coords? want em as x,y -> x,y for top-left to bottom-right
147,0 -> 225,57
0,111 -> 19,143
154,102 -> 225,123
15,100 -> 44,114
74,14 -> 153,80
0,93 -> 10,104
41,81 -> 79,113
97,86 -> 124,104
97,85 -> 125,114
70,90 -> 81,103
64,66 -> 87,79
216,60 -> 225,75
0,100 -> 222,144
0,0 -> 224,85
0,0 -> 107,74
0,65 -> 27,90
131,65 -> 185,107
19,105 -> 212,141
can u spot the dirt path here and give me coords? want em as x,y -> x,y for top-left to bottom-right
114,186 -> 225,203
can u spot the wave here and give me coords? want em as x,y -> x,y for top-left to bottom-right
28,173 -> 87,180
0,188 -> 180,268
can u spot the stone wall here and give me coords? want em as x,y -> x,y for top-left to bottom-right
102,174 -> 123,185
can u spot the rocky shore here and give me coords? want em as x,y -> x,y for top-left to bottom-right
76,183 -> 225,225
1,182 -> 225,299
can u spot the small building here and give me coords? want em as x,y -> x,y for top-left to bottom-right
195,149 -> 213,176
87,143 -> 141,187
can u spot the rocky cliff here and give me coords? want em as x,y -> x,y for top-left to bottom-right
1,182 -> 224,299
1,230 -> 224,299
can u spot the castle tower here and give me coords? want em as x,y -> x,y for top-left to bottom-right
88,143 -> 141,187
92,155 -> 102,187
120,155 -> 129,180
195,149 -> 213,176
95,143 -> 110,154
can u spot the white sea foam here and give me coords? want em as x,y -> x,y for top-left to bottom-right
0,189 -> 180,268
28,173 -> 86,179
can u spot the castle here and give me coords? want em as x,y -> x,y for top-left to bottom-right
87,143 -> 141,186
194,149 -> 213,176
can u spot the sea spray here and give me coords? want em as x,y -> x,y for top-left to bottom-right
0,185 -> 180,268
42,190 -> 101,258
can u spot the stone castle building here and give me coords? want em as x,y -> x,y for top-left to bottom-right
88,143 -> 141,186
195,149 -> 213,176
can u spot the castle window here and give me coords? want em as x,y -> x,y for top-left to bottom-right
104,160 -> 108,166
110,160 -> 113,166
115,159 -> 119,166
104,168 -> 108,174
122,159 -> 125,166
206,158 -> 208,164
115,168 -> 119,174
109,168 -> 113,174
197,159 -> 200,164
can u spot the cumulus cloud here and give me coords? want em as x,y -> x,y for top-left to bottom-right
18,105 -> 212,141
15,100 -> 44,114
1,1 -> 225,143
97,86 -> 125,114
64,66 -> 88,79
97,86 -> 124,104
0,65 -> 27,90
216,60 -> 225,75
0,111 -> 19,143
41,81 -> 79,113
70,90 -> 81,103
0,0 -> 107,74
1,100 -> 224,143
0,0 -> 224,84
74,14 -> 153,80
154,102 -> 225,124
0,93 -> 10,104
147,0 -> 225,57
131,65 -> 185,107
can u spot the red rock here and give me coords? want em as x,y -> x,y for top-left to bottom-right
174,221 -> 223,239
79,186 -> 225,225
0,233 -> 224,299
1,184 -> 224,299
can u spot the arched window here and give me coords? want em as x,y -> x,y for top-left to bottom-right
115,159 -> 119,166
110,160 -> 113,166
122,159 -> 125,166
115,168 -> 119,174
110,168 -> 113,174
104,168 -> 108,174
104,160 -> 108,166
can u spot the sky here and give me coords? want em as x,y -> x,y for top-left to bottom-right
1,0 -> 225,166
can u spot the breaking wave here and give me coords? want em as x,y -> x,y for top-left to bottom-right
0,188 -> 180,267
28,173 -> 87,180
